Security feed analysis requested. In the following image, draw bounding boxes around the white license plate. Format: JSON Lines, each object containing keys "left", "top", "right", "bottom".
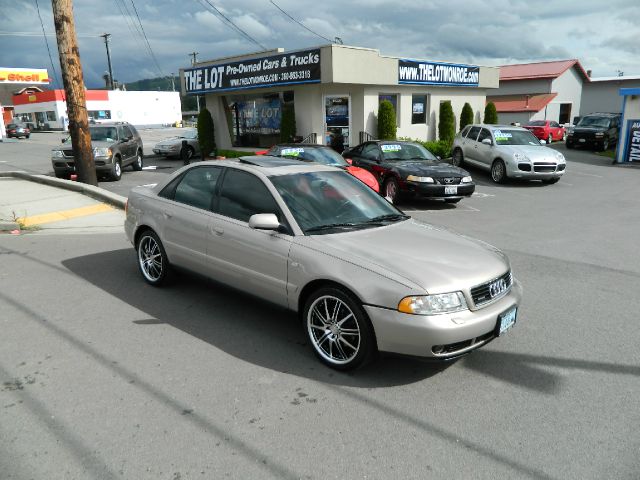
{"left": 497, "top": 307, "right": 517, "bottom": 335}
{"left": 578, "top": 138, "right": 586, "bottom": 143}
{"left": 444, "top": 186, "right": 457, "bottom": 195}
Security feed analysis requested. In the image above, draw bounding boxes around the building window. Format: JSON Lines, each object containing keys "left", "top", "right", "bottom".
{"left": 46, "top": 111, "right": 56, "bottom": 121}
{"left": 88, "top": 110, "right": 112, "bottom": 120}
{"left": 379, "top": 94, "right": 399, "bottom": 123}
{"left": 411, "top": 95, "right": 427, "bottom": 124}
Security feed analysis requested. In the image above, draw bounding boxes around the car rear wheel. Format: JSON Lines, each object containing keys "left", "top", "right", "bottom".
{"left": 491, "top": 159, "right": 507, "bottom": 184}
{"left": 562, "top": 132, "right": 567, "bottom": 141}
{"left": 109, "top": 157, "right": 122, "bottom": 181}
{"left": 566, "top": 141, "right": 574, "bottom": 149}
{"left": 452, "top": 148, "right": 464, "bottom": 167}
{"left": 132, "top": 150, "right": 143, "bottom": 171}
{"left": 304, "top": 287, "right": 376, "bottom": 370}
{"left": 383, "top": 177, "right": 399, "bottom": 204}
{"left": 136, "top": 230, "right": 171, "bottom": 286}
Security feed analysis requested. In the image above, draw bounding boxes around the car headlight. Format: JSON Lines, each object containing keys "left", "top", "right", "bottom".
{"left": 555, "top": 151, "right": 565, "bottom": 161}
{"left": 406, "top": 175, "right": 434, "bottom": 183}
{"left": 93, "top": 147, "right": 112, "bottom": 157}
{"left": 52, "top": 150, "right": 64, "bottom": 158}
{"left": 514, "top": 152, "right": 530, "bottom": 162}
{"left": 595, "top": 132, "right": 604, "bottom": 138}
{"left": 461, "top": 176, "right": 473, "bottom": 183}
{"left": 398, "top": 292, "right": 468, "bottom": 315}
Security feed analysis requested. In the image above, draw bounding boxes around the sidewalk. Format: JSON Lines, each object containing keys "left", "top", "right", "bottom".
{"left": 0, "top": 173, "right": 126, "bottom": 235}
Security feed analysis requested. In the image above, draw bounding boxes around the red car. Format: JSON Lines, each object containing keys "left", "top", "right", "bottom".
{"left": 523, "top": 120, "right": 566, "bottom": 144}
{"left": 265, "top": 144, "right": 379, "bottom": 192}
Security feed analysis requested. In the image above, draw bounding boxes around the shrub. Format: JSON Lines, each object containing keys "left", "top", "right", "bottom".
{"left": 484, "top": 101, "right": 498, "bottom": 124}
{"left": 197, "top": 107, "right": 216, "bottom": 157}
{"left": 377, "top": 100, "right": 397, "bottom": 140}
{"left": 215, "top": 149, "right": 257, "bottom": 158}
{"left": 438, "top": 100, "right": 455, "bottom": 144}
{"left": 422, "top": 140, "right": 452, "bottom": 159}
{"left": 460, "top": 102, "right": 474, "bottom": 130}
{"left": 280, "top": 103, "right": 296, "bottom": 142}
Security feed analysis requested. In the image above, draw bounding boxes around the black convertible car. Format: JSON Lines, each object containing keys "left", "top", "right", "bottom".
{"left": 342, "top": 140, "right": 475, "bottom": 204}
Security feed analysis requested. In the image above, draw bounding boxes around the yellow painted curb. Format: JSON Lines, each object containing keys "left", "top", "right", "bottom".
{"left": 17, "top": 203, "right": 114, "bottom": 227}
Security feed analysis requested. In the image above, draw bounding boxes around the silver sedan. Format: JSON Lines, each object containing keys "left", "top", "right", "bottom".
{"left": 452, "top": 124, "right": 566, "bottom": 184}
{"left": 125, "top": 157, "right": 522, "bottom": 370}
{"left": 152, "top": 129, "right": 200, "bottom": 160}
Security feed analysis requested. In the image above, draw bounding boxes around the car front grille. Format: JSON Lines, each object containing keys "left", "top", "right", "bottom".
{"left": 533, "top": 163, "right": 557, "bottom": 173}
{"left": 518, "top": 163, "right": 532, "bottom": 171}
{"left": 470, "top": 271, "right": 512, "bottom": 307}
{"left": 63, "top": 149, "right": 74, "bottom": 157}
{"left": 435, "top": 177, "right": 461, "bottom": 185}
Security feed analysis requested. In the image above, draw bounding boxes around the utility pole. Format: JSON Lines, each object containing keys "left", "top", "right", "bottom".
{"left": 189, "top": 52, "right": 200, "bottom": 113}
{"left": 100, "top": 33, "right": 114, "bottom": 90}
{"left": 52, "top": 0, "right": 97, "bottom": 186}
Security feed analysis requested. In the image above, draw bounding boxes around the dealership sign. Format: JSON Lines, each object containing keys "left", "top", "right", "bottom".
{"left": 183, "top": 49, "right": 321, "bottom": 94}
{"left": 623, "top": 119, "right": 640, "bottom": 162}
{"left": 398, "top": 60, "right": 479, "bottom": 87}
{"left": 0, "top": 68, "right": 50, "bottom": 84}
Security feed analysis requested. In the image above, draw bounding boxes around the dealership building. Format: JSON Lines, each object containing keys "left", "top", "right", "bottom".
{"left": 180, "top": 44, "right": 500, "bottom": 149}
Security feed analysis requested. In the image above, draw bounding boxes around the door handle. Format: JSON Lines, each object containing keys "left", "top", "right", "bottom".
{"left": 212, "top": 226, "right": 224, "bottom": 236}
{"left": 162, "top": 211, "right": 172, "bottom": 219}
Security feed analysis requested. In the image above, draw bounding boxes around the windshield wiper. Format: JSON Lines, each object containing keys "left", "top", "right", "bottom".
{"left": 305, "top": 222, "right": 367, "bottom": 233}
{"left": 366, "top": 213, "right": 410, "bottom": 223}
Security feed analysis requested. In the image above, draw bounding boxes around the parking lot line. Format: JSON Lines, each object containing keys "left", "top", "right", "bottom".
{"left": 17, "top": 203, "right": 114, "bottom": 227}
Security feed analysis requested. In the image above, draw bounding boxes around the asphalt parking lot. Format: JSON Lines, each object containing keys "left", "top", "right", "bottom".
{"left": 1, "top": 134, "right": 639, "bottom": 479}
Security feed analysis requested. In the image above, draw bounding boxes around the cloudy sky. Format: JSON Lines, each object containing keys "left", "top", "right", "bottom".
{"left": 1, "top": 0, "right": 638, "bottom": 88}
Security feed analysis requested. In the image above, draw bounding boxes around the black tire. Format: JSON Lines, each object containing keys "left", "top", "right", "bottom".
{"left": 601, "top": 138, "right": 610, "bottom": 151}
{"left": 181, "top": 146, "right": 195, "bottom": 165}
{"left": 566, "top": 141, "right": 574, "bottom": 149}
{"left": 383, "top": 177, "right": 400, "bottom": 204}
{"left": 542, "top": 178, "right": 560, "bottom": 185}
{"left": 562, "top": 131, "right": 567, "bottom": 141}
{"left": 444, "top": 198, "right": 462, "bottom": 203}
{"left": 491, "top": 159, "right": 507, "bottom": 184}
{"left": 136, "top": 230, "right": 172, "bottom": 286}
{"left": 303, "top": 286, "right": 376, "bottom": 371}
{"left": 132, "top": 150, "right": 143, "bottom": 171}
{"left": 26, "top": 134, "right": 30, "bottom": 139}
{"left": 109, "top": 157, "right": 122, "bottom": 181}
{"left": 451, "top": 148, "right": 464, "bottom": 167}
{"left": 547, "top": 134, "right": 553, "bottom": 145}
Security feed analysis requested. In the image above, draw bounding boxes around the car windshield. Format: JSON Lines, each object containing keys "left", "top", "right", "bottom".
{"left": 270, "top": 171, "right": 407, "bottom": 234}
{"left": 179, "top": 129, "right": 197, "bottom": 139}
{"left": 380, "top": 143, "right": 438, "bottom": 161}
{"left": 279, "top": 147, "right": 348, "bottom": 167}
{"left": 526, "top": 121, "right": 546, "bottom": 127}
{"left": 90, "top": 127, "right": 117, "bottom": 142}
{"left": 493, "top": 129, "right": 542, "bottom": 146}
{"left": 577, "top": 117, "right": 611, "bottom": 128}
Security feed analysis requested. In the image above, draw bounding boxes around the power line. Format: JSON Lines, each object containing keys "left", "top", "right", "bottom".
{"left": 196, "top": 0, "right": 267, "bottom": 50}
{"left": 269, "top": 0, "right": 333, "bottom": 44}
{"left": 128, "top": 0, "right": 163, "bottom": 77}
{"left": 34, "top": 0, "right": 61, "bottom": 88}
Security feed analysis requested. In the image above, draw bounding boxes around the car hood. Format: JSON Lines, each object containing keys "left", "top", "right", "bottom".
{"left": 52, "top": 140, "right": 113, "bottom": 151}
{"left": 497, "top": 144, "right": 562, "bottom": 161}
{"left": 572, "top": 126, "right": 607, "bottom": 133}
{"left": 300, "top": 219, "right": 509, "bottom": 293}
{"left": 155, "top": 136, "right": 193, "bottom": 146}
{"left": 382, "top": 160, "right": 469, "bottom": 177}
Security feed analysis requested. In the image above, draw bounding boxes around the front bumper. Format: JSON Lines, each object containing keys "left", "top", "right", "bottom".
{"left": 566, "top": 136, "right": 606, "bottom": 149}
{"left": 52, "top": 156, "right": 114, "bottom": 174}
{"left": 507, "top": 161, "right": 565, "bottom": 179}
{"left": 364, "top": 280, "right": 523, "bottom": 358}
{"left": 153, "top": 147, "right": 180, "bottom": 156}
{"left": 403, "top": 181, "right": 475, "bottom": 199}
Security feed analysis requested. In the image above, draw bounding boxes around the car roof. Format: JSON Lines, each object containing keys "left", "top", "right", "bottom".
{"left": 202, "top": 156, "right": 341, "bottom": 176}
{"left": 582, "top": 112, "right": 620, "bottom": 117}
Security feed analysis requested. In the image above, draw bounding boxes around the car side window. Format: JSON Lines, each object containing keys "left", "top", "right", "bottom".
{"left": 361, "top": 143, "right": 380, "bottom": 160}
{"left": 467, "top": 126, "right": 481, "bottom": 141}
{"left": 170, "top": 167, "right": 222, "bottom": 210}
{"left": 217, "top": 169, "right": 281, "bottom": 223}
{"left": 122, "top": 125, "right": 134, "bottom": 139}
{"left": 460, "top": 125, "right": 471, "bottom": 137}
{"left": 478, "top": 128, "right": 492, "bottom": 143}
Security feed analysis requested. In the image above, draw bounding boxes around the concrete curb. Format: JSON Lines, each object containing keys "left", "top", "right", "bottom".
{"left": 0, "top": 171, "right": 127, "bottom": 209}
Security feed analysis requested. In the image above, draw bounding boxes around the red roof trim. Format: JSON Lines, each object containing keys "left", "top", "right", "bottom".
{"left": 487, "top": 93, "right": 558, "bottom": 113}
{"left": 500, "top": 59, "right": 591, "bottom": 82}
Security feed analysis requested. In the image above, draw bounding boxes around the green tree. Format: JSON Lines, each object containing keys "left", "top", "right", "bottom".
{"left": 438, "top": 100, "right": 455, "bottom": 144}
{"left": 484, "top": 101, "right": 498, "bottom": 124}
{"left": 377, "top": 100, "right": 397, "bottom": 140}
{"left": 460, "top": 102, "right": 474, "bottom": 130}
{"left": 197, "top": 107, "right": 216, "bottom": 158}
{"left": 280, "top": 103, "right": 296, "bottom": 142}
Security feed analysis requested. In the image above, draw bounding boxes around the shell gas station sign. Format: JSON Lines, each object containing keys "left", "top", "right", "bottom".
{"left": 0, "top": 68, "right": 50, "bottom": 84}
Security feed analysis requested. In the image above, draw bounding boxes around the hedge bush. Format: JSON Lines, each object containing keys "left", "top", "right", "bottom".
{"left": 460, "top": 102, "right": 474, "bottom": 130}
{"left": 484, "top": 101, "right": 498, "bottom": 124}
{"left": 438, "top": 101, "right": 455, "bottom": 144}
{"left": 280, "top": 103, "right": 296, "bottom": 142}
{"left": 215, "top": 149, "right": 257, "bottom": 158}
{"left": 197, "top": 107, "right": 216, "bottom": 157}
{"left": 377, "top": 100, "right": 397, "bottom": 140}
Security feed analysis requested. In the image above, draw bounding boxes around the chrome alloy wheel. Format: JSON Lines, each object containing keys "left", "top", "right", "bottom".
{"left": 138, "top": 234, "right": 163, "bottom": 282}
{"left": 307, "top": 295, "right": 361, "bottom": 365}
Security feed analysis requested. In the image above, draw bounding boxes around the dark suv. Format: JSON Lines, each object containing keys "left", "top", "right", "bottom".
{"left": 51, "top": 122, "right": 144, "bottom": 181}
{"left": 566, "top": 113, "right": 620, "bottom": 151}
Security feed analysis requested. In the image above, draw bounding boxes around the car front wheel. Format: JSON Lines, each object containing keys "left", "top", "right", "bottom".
{"left": 304, "top": 287, "right": 376, "bottom": 370}
{"left": 136, "top": 230, "right": 171, "bottom": 286}
{"left": 109, "top": 157, "right": 122, "bottom": 181}
{"left": 547, "top": 134, "right": 553, "bottom": 144}
{"left": 491, "top": 159, "right": 507, "bottom": 183}
{"left": 383, "top": 177, "right": 399, "bottom": 203}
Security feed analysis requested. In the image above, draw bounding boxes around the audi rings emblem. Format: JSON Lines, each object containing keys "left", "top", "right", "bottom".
{"left": 489, "top": 278, "right": 507, "bottom": 298}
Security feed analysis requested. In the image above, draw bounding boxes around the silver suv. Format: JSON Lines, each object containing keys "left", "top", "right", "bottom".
{"left": 51, "top": 122, "right": 144, "bottom": 181}
{"left": 452, "top": 124, "right": 566, "bottom": 184}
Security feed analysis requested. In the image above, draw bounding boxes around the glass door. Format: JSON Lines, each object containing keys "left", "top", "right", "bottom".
{"left": 324, "top": 95, "right": 350, "bottom": 152}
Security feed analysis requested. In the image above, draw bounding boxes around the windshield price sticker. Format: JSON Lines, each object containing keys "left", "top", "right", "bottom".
{"left": 494, "top": 130, "right": 513, "bottom": 139}
{"left": 381, "top": 144, "right": 402, "bottom": 152}
{"left": 282, "top": 147, "right": 304, "bottom": 156}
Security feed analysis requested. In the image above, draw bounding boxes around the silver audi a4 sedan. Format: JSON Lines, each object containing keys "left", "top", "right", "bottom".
{"left": 125, "top": 157, "right": 522, "bottom": 370}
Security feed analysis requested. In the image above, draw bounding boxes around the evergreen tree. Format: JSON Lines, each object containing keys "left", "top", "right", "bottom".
{"left": 438, "top": 100, "right": 455, "bottom": 144}
{"left": 280, "top": 103, "right": 296, "bottom": 142}
{"left": 460, "top": 102, "right": 474, "bottom": 130}
{"left": 484, "top": 101, "right": 498, "bottom": 124}
{"left": 197, "top": 108, "right": 216, "bottom": 158}
{"left": 377, "top": 100, "right": 397, "bottom": 140}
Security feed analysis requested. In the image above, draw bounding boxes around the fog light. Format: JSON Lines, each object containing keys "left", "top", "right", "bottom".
{"left": 432, "top": 345, "right": 445, "bottom": 354}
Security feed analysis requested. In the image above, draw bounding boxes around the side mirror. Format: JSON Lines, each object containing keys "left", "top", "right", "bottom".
{"left": 345, "top": 158, "right": 353, "bottom": 165}
{"left": 436, "top": 155, "right": 442, "bottom": 161}
{"left": 249, "top": 213, "right": 281, "bottom": 231}
{"left": 482, "top": 138, "right": 493, "bottom": 146}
